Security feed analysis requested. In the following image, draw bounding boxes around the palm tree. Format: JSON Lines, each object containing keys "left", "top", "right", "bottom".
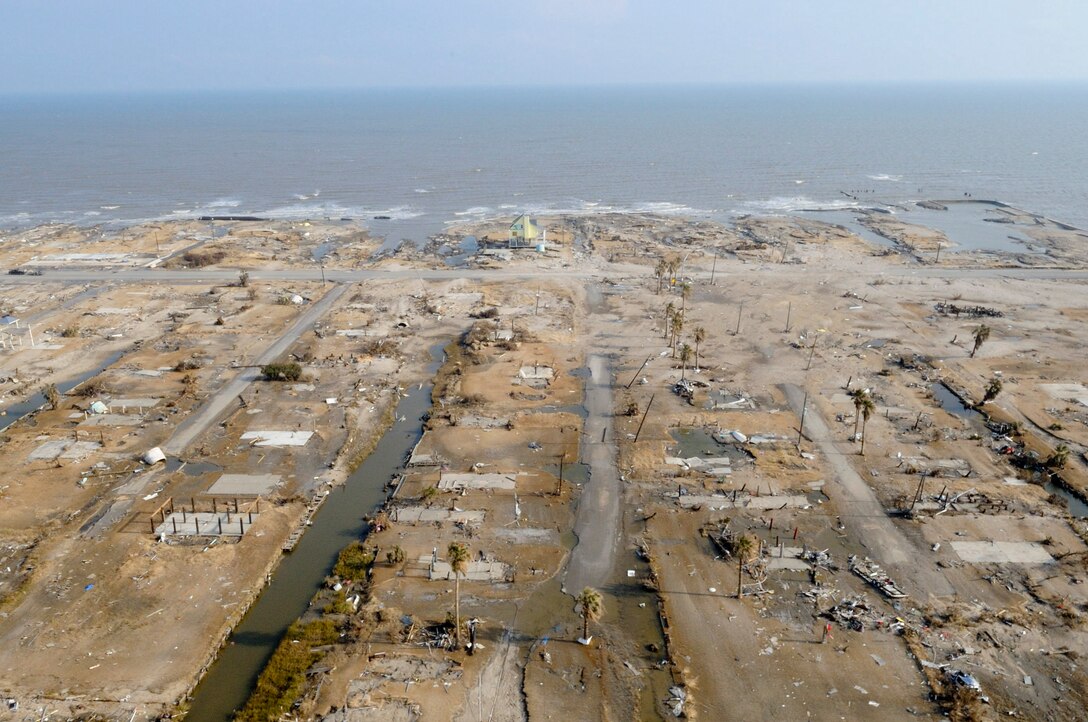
{"left": 970, "top": 325, "right": 991, "bottom": 358}
{"left": 576, "top": 587, "right": 603, "bottom": 643}
{"left": 693, "top": 326, "right": 706, "bottom": 371}
{"left": 447, "top": 541, "right": 470, "bottom": 648}
{"left": 679, "top": 343, "right": 693, "bottom": 380}
{"left": 663, "top": 302, "right": 675, "bottom": 340}
{"left": 654, "top": 259, "right": 668, "bottom": 294}
{"left": 680, "top": 282, "right": 692, "bottom": 314}
{"left": 1046, "top": 444, "right": 1071, "bottom": 470}
{"left": 850, "top": 388, "right": 870, "bottom": 439}
{"left": 733, "top": 534, "right": 756, "bottom": 598}
{"left": 859, "top": 394, "right": 876, "bottom": 455}
{"left": 670, "top": 311, "right": 684, "bottom": 356}
{"left": 980, "top": 377, "right": 1002, "bottom": 406}
{"left": 666, "top": 258, "right": 679, "bottom": 287}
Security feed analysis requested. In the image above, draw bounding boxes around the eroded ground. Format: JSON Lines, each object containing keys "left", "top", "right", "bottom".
{"left": 0, "top": 203, "right": 1087, "bottom": 721}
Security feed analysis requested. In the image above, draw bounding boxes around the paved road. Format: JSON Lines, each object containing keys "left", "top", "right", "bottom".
{"left": 563, "top": 353, "right": 623, "bottom": 595}
{"left": 5, "top": 264, "right": 1088, "bottom": 287}
{"left": 162, "top": 284, "right": 348, "bottom": 455}
{"left": 782, "top": 383, "right": 955, "bottom": 599}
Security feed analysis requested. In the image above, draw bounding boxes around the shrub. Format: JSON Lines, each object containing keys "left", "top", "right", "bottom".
{"left": 181, "top": 250, "right": 226, "bottom": 267}
{"left": 60, "top": 327, "right": 79, "bottom": 338}
{"left": 261, "top": 362, "right": 302, "bottom": 381}
{"left": 332, "top": 541, "right": 374, "bottom": 581}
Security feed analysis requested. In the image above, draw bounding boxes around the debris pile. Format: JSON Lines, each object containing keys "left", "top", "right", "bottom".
{"left": 822, "top": 595, "right": 906, "bottom": 633}
{"left": 849, "top": 555, "right": 908, "bottom": 599}
{"left": 933, "top": 302, "right": 1004, "bottom": 318}
{"left": 665, "top": 685, "right": 687, "bottom": 717}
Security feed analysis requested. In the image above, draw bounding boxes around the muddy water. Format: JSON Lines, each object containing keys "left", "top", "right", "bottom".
{"left": 0, "top": 349, "right": 125, "bottom": 432}
{"left": 184, "top": 347, "right": 444, "bottom": 722}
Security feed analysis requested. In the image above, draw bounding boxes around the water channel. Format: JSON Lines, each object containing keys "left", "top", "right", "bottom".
{"left": 0, "top": 349, "right": 125, "bottom": 432}
{"left": 184, "top": 347, "right": 444, "bottom": 721}
{"left": 931, "top": 382, "right": 1088, "bottom": 518}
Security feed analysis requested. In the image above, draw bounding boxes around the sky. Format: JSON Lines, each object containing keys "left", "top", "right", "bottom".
{"left": 2, "top": 0, "right": 1087, "bottom": 93}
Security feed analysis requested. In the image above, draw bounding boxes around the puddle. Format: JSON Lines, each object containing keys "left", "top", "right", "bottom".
{"left": 669, "top": 427, "right": 750, "bottom": 463}
{"left": 310, "top": 238, "right": 338, "bottom": 261}
{"left": 442, "top": 235, "right": 478, "bottom": 267}
{"left": 0, "top": 349, "right": 126, "bottom": 432}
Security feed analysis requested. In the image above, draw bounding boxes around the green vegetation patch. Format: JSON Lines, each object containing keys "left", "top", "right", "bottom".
{"left": 234, "top": 619, "right": 340, "bottom": 722}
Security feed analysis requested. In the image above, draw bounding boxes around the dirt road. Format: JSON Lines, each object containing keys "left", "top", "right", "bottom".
{"left": 783, "top": 383, "right": 955, "bottom": 599}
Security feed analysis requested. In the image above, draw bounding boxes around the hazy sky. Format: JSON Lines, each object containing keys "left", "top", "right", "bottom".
{"left": 3, "top": 0, "right": 1087, "bottom": 93}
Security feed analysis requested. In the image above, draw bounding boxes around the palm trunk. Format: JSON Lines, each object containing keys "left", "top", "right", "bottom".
{"left": 583, "top": 612, "right": 589, "bottom": 641}
{"left": 454, "top": 574, "right": 461, "bottom": 646}
{"left": 695, "top": 343, "right": 700, "bottom": 371}
{"left": 853, "top": 406, "right": 861, "bottom": 438}
{"left": 860, "top": 417, "right": 867, "bottom": 456}
{"left": 737, "top": 558, "right": 744, "bottom": 598}
{"left": 681, "top": 360, "right": 687, "bottom": 380}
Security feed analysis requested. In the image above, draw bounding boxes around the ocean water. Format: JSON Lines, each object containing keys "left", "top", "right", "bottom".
{"left": 1, "top": 83, "right": 1087, "bottom": 244}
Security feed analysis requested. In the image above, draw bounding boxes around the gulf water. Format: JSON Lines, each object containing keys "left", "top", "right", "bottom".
{"left": 2, "top": 83, "right": 1087, "bottom": 242}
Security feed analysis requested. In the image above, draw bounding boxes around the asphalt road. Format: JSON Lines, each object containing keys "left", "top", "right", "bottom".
{"left": 563, "top": 353, "right": 623, "bottom": 595}
{"left": 5, "top": 263, "right": 1088, "bottom": 287}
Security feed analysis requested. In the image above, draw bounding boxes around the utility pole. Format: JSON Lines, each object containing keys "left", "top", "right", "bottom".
{"left": 784, "top": 302, "right": 792, "bottom": 333}
{"left": 626, "top": 355, "right": 653, "bottom": 389}
{"left": 806, "top": 337, "right": 818, "bottom": 370}
{"left": 633, "top": 393, "right": 655, "bottom": 443}
{"left": 734, "top": 301, "right": 743, "bottom": 336}
{"left": 796, "top": 390, "right": 808, "bottom": 449}
{"left": 710, "top": 252, "right": 718, "bottom": 285}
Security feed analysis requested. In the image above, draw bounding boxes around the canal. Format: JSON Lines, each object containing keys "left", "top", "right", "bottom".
{"left": 184, "top": 348, "right": 443, "bottom": 721}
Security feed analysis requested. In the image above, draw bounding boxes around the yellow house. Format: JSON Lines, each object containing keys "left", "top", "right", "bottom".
{"left": 509, "top": 214, "right": 540, "bottom": 247}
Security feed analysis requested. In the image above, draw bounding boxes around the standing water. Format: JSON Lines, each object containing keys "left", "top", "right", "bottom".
{"left": 184, "top": 346, "right": 445, "bottom": 721}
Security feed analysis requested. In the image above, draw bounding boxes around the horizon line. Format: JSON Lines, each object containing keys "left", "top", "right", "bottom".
{"left": 4, "top": 78, "right": 1088, "bottom": 98}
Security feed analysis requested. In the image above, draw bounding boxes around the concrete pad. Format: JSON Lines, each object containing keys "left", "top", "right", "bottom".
{"left": 107, "top": 398, "right": 160, "bottom": 410}
{"left": 674, "top": 493, "right": 808, "bottom": 510}
{"left": 763, "top": 546, "right": 811, "bottom": 572}
{"left": 1040, "top": 383, "right": 1088, "bottom": 402}
{"left": 437, "top": 472, "right": 518, "bottom": 491}
{"left": 241, "top": 430, "right": 314, "bottom": 447}
{"left": 391, "top": 506, "right": 486, "bottom": 524}
{"left": 950, "top": 541, "right": 1054, "bottom": 564}
{"left": 28, "top": 439, "right": 101, "bottom": 461}
{"left": 425, "top": 558, "right": 508, "bottom": 582}
{"left": 155, "top": 511, "right": 258, "bottom": 537}
{"left": 79, "top": 414, "right": 142, "bottom": 427}
{"left": 206, "top": 473, "right": 282, "bottom": 496}
{"left": 518, "top": 366, "right": 554, "bottom": 380}
{"left": 492, "top": 527, "right": 560, "bottom": 544}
